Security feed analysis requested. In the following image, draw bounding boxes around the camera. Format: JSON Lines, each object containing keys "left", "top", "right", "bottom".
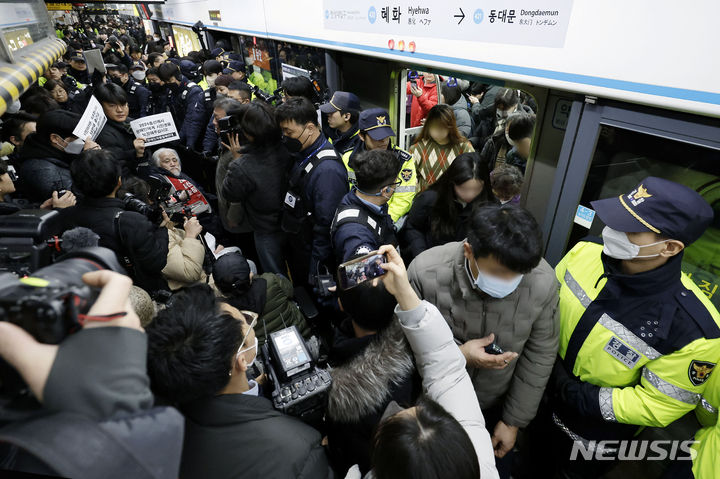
{"left": 0, "top": 210, "right": 64, "bottom": 277}
{"left": 0, "top": 247, "right": 124, "bottom": 399}
{"left": 261, "top": 326, "right": 331, "bottom": 424}
{"left": 251, "top": 85, "right": 281, "bottom": 105}
{"left": 121, "top": 193, "right": 162, "bottom": 224}
{"left": 146, "top": 174, "right": 211, "bottom": 221}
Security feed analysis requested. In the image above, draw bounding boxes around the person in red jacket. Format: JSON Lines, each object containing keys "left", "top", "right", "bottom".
{"left": 407, "top": 72, "right": 439, "bottom": 127}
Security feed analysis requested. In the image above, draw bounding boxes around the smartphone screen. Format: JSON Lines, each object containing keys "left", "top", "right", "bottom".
{"left": 338, "top": 252, "right": 388, "bottom": 290}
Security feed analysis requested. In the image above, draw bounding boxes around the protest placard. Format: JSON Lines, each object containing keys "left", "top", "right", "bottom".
{"left": 83, "top": 49, "right": 106, "bottom": 75}
{"left": 72, "top": 95, "right": 107, "bottom": 141}
{"left": 130, "top": 112, "right": 180, "bottom": 146}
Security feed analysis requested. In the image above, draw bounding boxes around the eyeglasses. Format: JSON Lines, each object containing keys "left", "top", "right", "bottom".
{"left": 388, "top": 180, "right": 402, "bottom": 189}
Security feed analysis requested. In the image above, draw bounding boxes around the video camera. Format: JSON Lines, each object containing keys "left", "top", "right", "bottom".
{"left": 251, "top": 85, "right": 283, "bottom": 105}
{"left": 122, "top": 174, "right": 211, "bottom": 223}
{"left": 0, "top": 210, "right": 64, "bottom": 277}
{"left": 260, "top": 325, "right": 331, "bottom": 424}
{"left": 0, "top": 246, "right": 124, "bottom": 398}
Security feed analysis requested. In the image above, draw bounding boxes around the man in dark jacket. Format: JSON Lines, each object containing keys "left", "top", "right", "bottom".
{"left": 320, "top": 91, "right": 361, "bottom": 154}
{"left": 276, "top": 97, "right": 348, "bottom": 285}
{"left": 57, "top": 149, "right": 169, "bottom": 294}
{"left": 331, "top": 149, "right": 401, "bottom": 263}
{"left": 221, "top": 101, "right": 292, "bottom": 275}
{"left": 158, "top": 62, "right": 205, "bottom": 149}
{"left": 107, "top": 64, "right": 151, "bottom": 118}
{"left": 94, "top": 83, "right": 148, "bottom": 175}
{"left": 327, "top": 279, "right": 419, "bottom": 475}
{"left": 146, "top": 285, "right": 332, "bottom": 479}
{"left": 14, "top": 109, "right": 98, "bottom": 202}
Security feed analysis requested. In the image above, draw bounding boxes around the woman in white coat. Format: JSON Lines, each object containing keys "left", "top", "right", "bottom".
{"left": 345, "top": 244, "right": 499, "bottom": 479}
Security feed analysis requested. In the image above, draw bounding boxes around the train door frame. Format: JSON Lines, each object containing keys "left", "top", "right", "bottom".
{"left": 543, "top": 101, "right": 720, "bottom": 266}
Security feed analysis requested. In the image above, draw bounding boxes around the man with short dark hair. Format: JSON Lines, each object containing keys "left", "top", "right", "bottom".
{"left": 57, "top": 149, "right": 169, "bottom": 294}
{"left": 145, "top": 285, "right": 332, "bottom": 478}
{"left": 226, "top": 81, "right": 252, "bottom": 104}
{"left": 331, "top": 149, "right": 401, "bottom": 263}
{"left": 94, "top": 83, "right": 147, "bottom": 174}
{"left": 408, "top": 204, "right": 559, "bottom": 477}
{"left": 320, "top": 91, "right": 361, "bottom": 154}
{"left": 158, "top": 62, "right": 205, "bottom": 149}
{"left": 276, "top": 97, "right": 348, "bottom": 285}
{"left": 107, "top": 63, "right": 150, "bottom": 118}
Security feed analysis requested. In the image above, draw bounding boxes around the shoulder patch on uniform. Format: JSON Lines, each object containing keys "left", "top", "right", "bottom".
{"left": 397, "top": 149, "right": 412, "bottom": 162}
{"left": 688, "top": 360, "right": 715, "bottom": 386}
{"left": 401, "top": 168, "right": 413, "bottom": 182}
{"left": 354, "top": 245, "right": 373, "bottom": 256}
{"left": 317, "top": 149, "right": 338, "bottom": 159}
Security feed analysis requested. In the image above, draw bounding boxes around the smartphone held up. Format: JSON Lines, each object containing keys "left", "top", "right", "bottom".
{"left": 337, "top": 252, "right": 388, "bottom": 290}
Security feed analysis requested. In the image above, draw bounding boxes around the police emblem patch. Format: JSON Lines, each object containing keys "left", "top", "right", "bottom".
{"left": 688, "top": 360, "right": 715, "bottom": 386}
{"left": 401, "top": 168, "right": 412, "bottom": 182}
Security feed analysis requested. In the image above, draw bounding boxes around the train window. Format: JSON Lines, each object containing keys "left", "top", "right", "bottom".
{"left": 273, "top": 41, "right": 326, "bottom": 91}
{"left": 240, "top": 37, "right": 278, "bottom": 94}
{"left": 566, "top": 125, "right": 720, "bottom": 309}
{"left": 399, "top": 68, "right": 538, "bottom": 198}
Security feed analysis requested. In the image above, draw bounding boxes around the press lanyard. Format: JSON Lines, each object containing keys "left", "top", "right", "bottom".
{"left": 300, "top": 139, "right": 329, "bottom": 168}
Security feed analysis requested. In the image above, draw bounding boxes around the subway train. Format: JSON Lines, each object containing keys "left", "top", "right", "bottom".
{"left": 0, "top": 1, "right": 718, "bottom": 478}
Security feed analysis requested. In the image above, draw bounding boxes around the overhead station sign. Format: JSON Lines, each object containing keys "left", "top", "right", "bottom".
{"left": 322, "top": 1, "right": 573, "bottom": 47}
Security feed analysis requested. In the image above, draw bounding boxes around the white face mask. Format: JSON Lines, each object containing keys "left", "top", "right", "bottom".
{"left": 602, "top": 226, "right": 669, "bottom": 260}
{"left": 472, "top": 258, "right": 523, "bottom": 298}
{"left": 236, "top": 336, "right": 258, "bottom": 367}
{"left": 63, "top": 137, "right": 85, "bottom": 154}
{"left": 206, "top": 74, "right": 217, "bottom": 87}
{"left": 131, "top": 70, "right": 146, "bottom": 81}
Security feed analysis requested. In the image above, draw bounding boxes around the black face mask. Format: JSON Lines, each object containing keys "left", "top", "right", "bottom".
{"left": 167, "top": 83, "right": 180, "bottom": 93}
{"left": 111, "top": 76, "right": 124, "bottom": 87}
{"left": 148, "top": 83, "right": 165, "bottom": 93}
{"left": 281, "top": 125, "right": 308, "bottom": 153}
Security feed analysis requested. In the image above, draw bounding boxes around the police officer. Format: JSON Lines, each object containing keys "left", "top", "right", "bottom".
{"left": 145, "top": 67, "right": 168, "bottom": 115}
{"left": 157, "top": 62, "right": 205, "bottom": 149}
{"left": 331, "top": 149, "right": 401, "bottom": 263}
{"left": 319, "top": 91, "right": 361, "bottom": 154}
{"left": 520, "top": 177, "right": 719, "bottom": 478}
{"left": 342, "top": 108, "right": 417, "bottom": 226}
{"left": 223, "top": 59, "right": 255, "bottom": 88}
{"left": 276, "top": 97, "right": 348, "bottom": 287}
{"left": 107, "top": 63, "right": 150, "bottom": 118}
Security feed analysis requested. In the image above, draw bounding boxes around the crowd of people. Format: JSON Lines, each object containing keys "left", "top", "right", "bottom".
{"left": 0, "top": 15, "right": 717, "bottom": 479}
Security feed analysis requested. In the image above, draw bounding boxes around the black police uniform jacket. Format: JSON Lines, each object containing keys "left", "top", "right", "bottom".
{"left": 331, "top": 191, "right": 396, "bottom": 263}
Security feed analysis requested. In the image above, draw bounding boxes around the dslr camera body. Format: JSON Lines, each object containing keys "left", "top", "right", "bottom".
{"left": 260, "top": 326, "right": 331, "bottom": 423}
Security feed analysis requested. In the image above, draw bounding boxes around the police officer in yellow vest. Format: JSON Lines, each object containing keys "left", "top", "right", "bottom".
{"left": 342, "top": 108, "right": 416, "bottom": 226}
{"left": 519, "top": 177, "right": 718, "bottom": 478}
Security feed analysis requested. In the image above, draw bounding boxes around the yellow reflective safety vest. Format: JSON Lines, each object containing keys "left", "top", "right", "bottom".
{"left": 555, "top": 241, "right": 720, "bottom": 429}
{"left": 692, "top": 366, "right": 718, "bottom": 479}
{"left": 341, "top": 145, "right": 417, "bottom": 222}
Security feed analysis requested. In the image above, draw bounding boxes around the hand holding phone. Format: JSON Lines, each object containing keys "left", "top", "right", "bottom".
{"left": 337, "top": 251, "right": 388, "bottom": 290}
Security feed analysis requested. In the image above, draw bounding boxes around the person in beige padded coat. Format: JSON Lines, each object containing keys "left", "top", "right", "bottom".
{"left": 407, "top": 205, "right": 559, "bottom": 478}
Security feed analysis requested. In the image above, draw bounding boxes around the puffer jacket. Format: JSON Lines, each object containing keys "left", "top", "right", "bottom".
{"left": 215, "top": 148, "right": 251, "bottom": 234}
{"left": 256, "top": 273, "right": 310, "bottom": 345}
{"left": 450, "top": 94, "right": 472, "bottom": 138}
{"left": 407, "top": 241, "right": 560, "bottom": 428}
{"left": 15, "top": 134, "right": 74, "bottom": 203}
{"left": 162, "top": 227, "right": 206, "bottom": 290}
{"left": 327, "top": 319, "right": 418, "bottom": 475}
